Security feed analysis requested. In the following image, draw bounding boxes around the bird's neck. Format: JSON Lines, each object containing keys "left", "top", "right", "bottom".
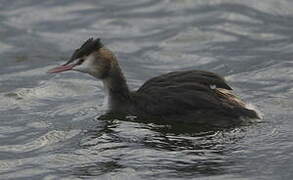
{"left": 102, "top": 64, "right": 131, "bottom": 113}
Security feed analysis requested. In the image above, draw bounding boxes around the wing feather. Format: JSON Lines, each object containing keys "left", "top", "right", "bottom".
{"left": 137, "top": 70, "right": 232, "bottom": 94}
{"left": 133, "top": 82, "right": 234, "bottom": 116}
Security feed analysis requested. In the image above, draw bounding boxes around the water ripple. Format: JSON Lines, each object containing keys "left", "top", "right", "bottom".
{"left": 1, "top": 0, "right": 293, "bottom": 179}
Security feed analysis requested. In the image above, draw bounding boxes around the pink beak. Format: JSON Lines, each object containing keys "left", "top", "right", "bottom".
{"left": 47, "top": 64, "right": 76, "bottom": 73}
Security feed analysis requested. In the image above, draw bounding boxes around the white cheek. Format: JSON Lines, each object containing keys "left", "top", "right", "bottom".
{"left": 72, "top": 55, "right": 95, "bottom": 73}
{"left": 73, "top": 61, "right": 91, "bottom": 73}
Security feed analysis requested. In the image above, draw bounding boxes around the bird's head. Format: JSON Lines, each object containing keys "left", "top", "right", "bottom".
{"left": 48, "top": 38, "right": 115, "bottom": 79}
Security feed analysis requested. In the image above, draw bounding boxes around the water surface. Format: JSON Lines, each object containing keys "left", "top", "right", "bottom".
{"left": 0, "top": 0, "right": 293, "bottom": 179}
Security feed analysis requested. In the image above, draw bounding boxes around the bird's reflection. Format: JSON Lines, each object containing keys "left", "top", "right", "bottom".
{"left": 71, "top": 161, "right": 124, "bottom": 177}
{"left": 71, "top": 117, "right": 247, "bottom": 178}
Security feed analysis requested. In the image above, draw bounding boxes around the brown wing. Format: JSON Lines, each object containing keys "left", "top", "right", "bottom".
{"left": 134, "top": 83, "right": 233, "bottom": 116}
{"left": 137, "top": 70, "right": 232, "bottom": 94}
{"left": 134, "top": 71, "right": 258, "bottom": 119}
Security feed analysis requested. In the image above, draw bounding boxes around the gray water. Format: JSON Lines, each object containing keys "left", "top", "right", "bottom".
{"left": 0, "top": 0, "right": 293, "bottom": 179}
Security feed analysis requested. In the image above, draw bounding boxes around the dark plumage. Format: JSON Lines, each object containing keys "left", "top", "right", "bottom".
{"left": 49, "top": 38, "right": 260, "bottom": 128}
{"left": 127, "top": 70, "right": 259, "bottom": 127}
{"left": 138, "top": 70, "right": 232, "bottom": 92}
{"left": 64, "top": 38, "right": 103, "bottom": 65}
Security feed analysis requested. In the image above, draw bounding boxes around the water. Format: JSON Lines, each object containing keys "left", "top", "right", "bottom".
{"left": 0, "top": 0, "right": 293, "bottom": 179}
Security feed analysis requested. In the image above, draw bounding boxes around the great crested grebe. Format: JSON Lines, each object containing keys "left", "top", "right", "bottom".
{"left": 48, "top": 38, "right": 260, "bottom": 127}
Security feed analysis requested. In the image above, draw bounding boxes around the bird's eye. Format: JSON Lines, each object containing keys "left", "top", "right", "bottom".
{"left": 76, "top": 58, "right": 84, "bottom": 65}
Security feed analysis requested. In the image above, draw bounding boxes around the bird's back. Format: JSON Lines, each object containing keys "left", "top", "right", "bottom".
{"left": 137, "top": 70, "right": 232, "bottom": 92}
{"left": 129, "top": 70, "right": 259, "bottom": 127}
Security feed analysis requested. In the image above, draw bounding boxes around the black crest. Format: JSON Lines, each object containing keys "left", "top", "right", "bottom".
{"left": 64, "top": 38, "right": 103, "bottom": 65}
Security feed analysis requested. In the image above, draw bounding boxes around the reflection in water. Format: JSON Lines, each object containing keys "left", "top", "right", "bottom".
{"left": 1, "top": 0, "right": 293, "bottom": 179}
{"left": 72, "top": 119, "right": 245, "bottom": 178}
{"left": 72, "top": 161, "right": 124, "bottom": 178}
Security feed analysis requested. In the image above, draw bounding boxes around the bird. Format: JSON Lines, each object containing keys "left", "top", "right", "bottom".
{"left": 48, "top": 38, "right": 260, "bottom": 127}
